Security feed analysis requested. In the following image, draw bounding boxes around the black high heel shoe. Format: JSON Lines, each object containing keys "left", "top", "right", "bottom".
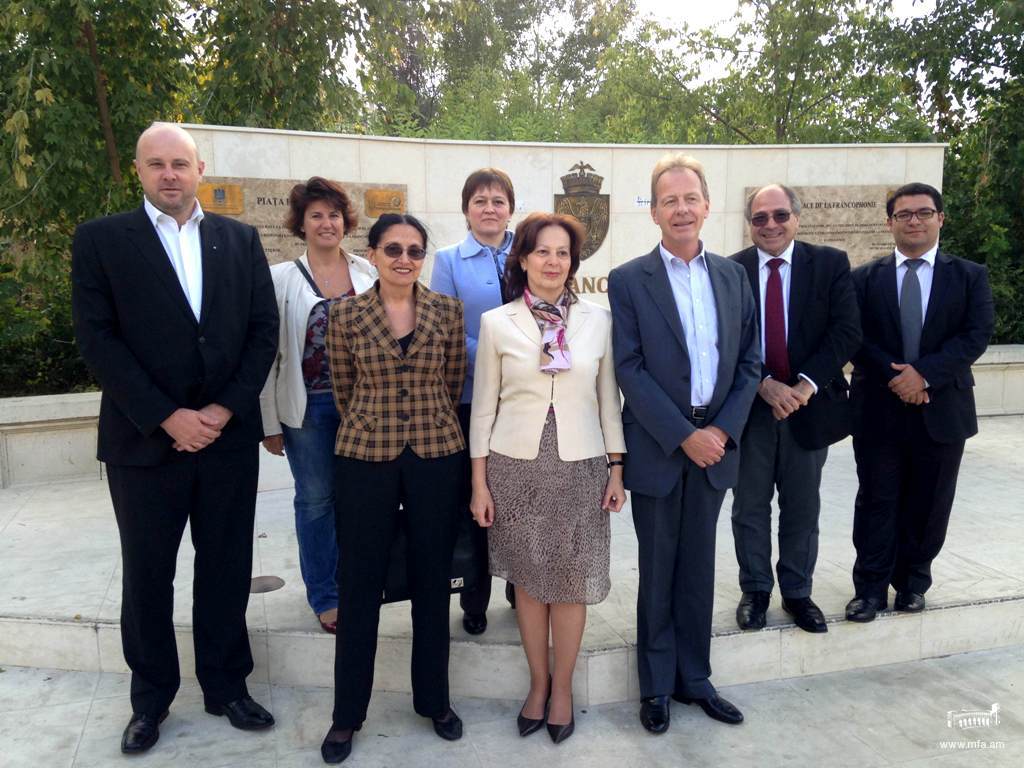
{"left": 546, "top": 695, "right": 575, "bottom": 744}
{"left": 506, "top": 581, "right": 517, "bottom": 609}
{"left": 517, "top": 676, "right": 551, "bottom": 737}
{"left": 321, "top": 725, "right": 358, "bottom": 764}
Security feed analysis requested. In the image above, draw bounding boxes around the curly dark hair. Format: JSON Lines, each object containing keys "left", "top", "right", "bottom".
{"left": 284, "top": 176, "right": 359, "bottom": 239}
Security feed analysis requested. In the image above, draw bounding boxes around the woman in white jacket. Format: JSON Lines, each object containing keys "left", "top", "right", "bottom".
{"left": 260, "top": 177, "right": 376, "bottom": 633}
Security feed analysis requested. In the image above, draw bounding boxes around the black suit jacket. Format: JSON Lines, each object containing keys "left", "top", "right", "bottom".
{"left": 732, "top": 240, "right": 861, "bottom": 450}
{"left": 72, "top": 205, "right": 279, "bottom": 466}
{"left": 850, "top": 249, "right": 993, "bottom": 444}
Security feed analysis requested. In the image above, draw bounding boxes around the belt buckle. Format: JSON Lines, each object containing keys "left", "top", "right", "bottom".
{"left": 691, "top": 406, "right": 708, "bottom": 425}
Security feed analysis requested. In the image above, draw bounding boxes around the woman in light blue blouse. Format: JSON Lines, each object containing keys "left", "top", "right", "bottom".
{"left": 430, "top": 168, "right": 516, "bottom": 636}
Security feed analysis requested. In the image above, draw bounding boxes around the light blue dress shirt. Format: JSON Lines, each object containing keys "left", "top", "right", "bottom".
{"left": 659, "top": 242, "right": 719, "bottom": 406}
{"left": 430, "top": 230, "right": 513, "bottom": 403}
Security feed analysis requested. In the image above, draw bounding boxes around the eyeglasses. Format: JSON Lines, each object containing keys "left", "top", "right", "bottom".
{"left": 750, "top": 210, "right": 792, "bottom": 227}
{"left": 891, "top": 208, "right": 938, "bottom": 222}
{"left": 381, "top": 243, "right": 427, "bottom": 260}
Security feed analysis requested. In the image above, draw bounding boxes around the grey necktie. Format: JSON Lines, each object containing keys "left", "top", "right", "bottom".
{"left": 900, "top": 259, "right": 924, "bottom": 362}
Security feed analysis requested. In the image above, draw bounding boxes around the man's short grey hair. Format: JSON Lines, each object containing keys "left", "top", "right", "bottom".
{"left": 744, "top": 184, "right": 802, "bottom": 221}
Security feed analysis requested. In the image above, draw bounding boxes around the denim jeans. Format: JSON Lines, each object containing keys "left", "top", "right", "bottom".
{"left": 282, "top": 392, "right": 340, "bottom": 615}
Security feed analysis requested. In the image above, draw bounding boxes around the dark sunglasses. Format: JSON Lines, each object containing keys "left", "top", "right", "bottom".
{"left": 750, "top": 210, "right": 792, "bottom": 227}
{"left": 381, "top": 243, "right": 427, "bottom": 260}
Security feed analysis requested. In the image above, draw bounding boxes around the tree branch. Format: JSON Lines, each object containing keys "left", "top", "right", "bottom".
{"left": 81, "top": 19, "right": 122, "bottom": 184}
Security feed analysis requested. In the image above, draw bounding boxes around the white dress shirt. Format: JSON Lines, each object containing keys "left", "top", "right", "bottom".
{"left": 895, "top": 242, "right": 938, "bottom": 322}
{"left": 757, "top": 241, "right": 817, "bottom": 392}
{"left": 659, "top": 242, "right": 719, "bottom": 406}
{"left": 144, "top": 197, "right": 204, "bottom": 320}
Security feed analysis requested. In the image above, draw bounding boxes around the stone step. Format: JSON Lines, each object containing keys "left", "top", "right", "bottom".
{"left": 3, "top": 595, "right": 1022, "bottom": 706}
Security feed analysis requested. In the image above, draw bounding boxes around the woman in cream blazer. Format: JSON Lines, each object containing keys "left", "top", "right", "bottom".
{"left": 259, "top": 178, "right": 376, "bottom": 634}
{"left": 470, "top": 212, "right": 625, "bottom": 744}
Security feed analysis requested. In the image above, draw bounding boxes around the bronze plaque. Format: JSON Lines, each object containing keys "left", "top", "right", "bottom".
{"left": 554, "top": 162, "right": 609, "bottom": 261}
{"left": 742, "top": 184, "right": 897, "bottom": 267}
{"left": 200, "top": 176, "right": 407, "bottom": 265}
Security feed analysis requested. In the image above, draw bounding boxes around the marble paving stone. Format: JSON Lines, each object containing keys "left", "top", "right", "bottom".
{"left": 780, "top": 610, "right": 922, "bottom": 678}
{"left": 0, "top": 700, "right": 90, "bottom": 768}
{"left": 266, "top": 631, "right": 335, "bottom": 690}
{"left": 0, "top": 486, "right": 33, "bottom": 532}
{"left": 920, "top": 600, "right": 1024, "bottom": 658}
{"left": 586, "top": 647, "right": 630, "bottom": 705}
{"left": 0, "top": 547, "right": 117, "bottom": 621}
{"left": 0, "top": 666, "right": 99, "bottom": 713}
{"left": 0, "top": 618, "right": 99, "bottom": 671}
{"left": 901, "top": 742, "right": 1024, "bottom": 768}
{"left": 710, "top": 627, "right": 781, "bottom": 687}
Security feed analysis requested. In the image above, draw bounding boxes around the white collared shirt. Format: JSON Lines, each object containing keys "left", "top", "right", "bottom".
{"left": 659, "top": 242, "right": 719, "bottom": 406}
{"left": 144, "top": 196, "right": 204, "bottom": 321}
{"left": 895, "top": 243, "right": 938, "bottom": 322}
{"left": 757, "top": 241, "right": 817, "bottom": 392}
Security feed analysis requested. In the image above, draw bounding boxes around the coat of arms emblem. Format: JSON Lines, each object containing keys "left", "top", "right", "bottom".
{"left": 554, "top": 162, "right": 610, "bottom": 260}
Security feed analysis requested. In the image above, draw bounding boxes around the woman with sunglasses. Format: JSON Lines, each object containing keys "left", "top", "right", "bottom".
{"left": 430, "top": 167, "right": 518, "bottom": 635}
{"left": 320, "top": 213, "right": 467, "bottom": 764}
{"left": 259, "top": 177, "right": 377, "bottom": 635}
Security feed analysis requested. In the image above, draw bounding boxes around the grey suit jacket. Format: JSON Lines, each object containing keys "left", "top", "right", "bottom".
{"left": 608, "top": 246, "right": 760, "bottom": 496}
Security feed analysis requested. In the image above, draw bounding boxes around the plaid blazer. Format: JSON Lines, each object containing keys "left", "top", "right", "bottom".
{"left": 327, "top": 283, "right": 467, "bottom": 461}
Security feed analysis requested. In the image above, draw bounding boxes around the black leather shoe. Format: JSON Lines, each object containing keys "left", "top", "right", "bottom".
{"left": 517, "top": 677, "right": 550, "bottom": 737}
{"left": 121, "top": 710, "right": 168, "bottom": 753}
{"left": 782, "top": 596, "right": 828, "bottom": 633}
{"left": 462, "top": 611, "right": 488, "bottom": 635}
{"left": 546, "top": 696, "right": 574, "bottom": 744}
{"left": 431, "top": 707, "right": 463, "bottom": 741}
{"left": 673, "top": 693, "right": 744, "bottom": 725}
{"left": 321, "top": 727, "right": 354, "bottom": 764}
{"left": 506, "top": 581, "right": 517, "bottom": 609}
{"left": 639, "top": 695, "right": 670, "bottom": 734}
{"left": 845, "top": 595, "right": 887, "bottom": 623}
{"left": 736, "top": 591, "right": 770, "bottom": 630}
{"left": 894, "top": 591, "right": 926, "bottom": 612}
{"left": 205, "top": 695, "right": 275, "bottom": 730}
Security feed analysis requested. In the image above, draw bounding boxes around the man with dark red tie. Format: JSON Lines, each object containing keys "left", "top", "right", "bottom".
{"left": 730, "top": 185, "right": 861, "bottom": 633}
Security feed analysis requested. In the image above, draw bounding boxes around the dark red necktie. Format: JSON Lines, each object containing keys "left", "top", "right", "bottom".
{"left": 765, "top": 258, "right": 790, "bottom": 382}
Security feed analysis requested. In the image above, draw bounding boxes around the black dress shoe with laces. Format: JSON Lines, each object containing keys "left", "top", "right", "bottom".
{"left": 672, "top": 692, "right": 744, "bottom": 725}
{"left": 894, "top": 591, "right": 926, "bottom": 612}
{"left": 321, "top": 727, "right": 354, "bottom": 764}
{"left": 845, "top": 595, "right": 887, "bottom": 622}
{"left": 736, "top": 591, "right": 770, "bottom": 630}
{"left": 121, "top": 710, "right": 168, "bottom": 753}
{"left": 782, "top": 596, "right": 828, "bottom": 633}
{"left": 205, "top": 695, "right": 275, "bottom": 730}
{"left": 462, "top": 611, "right": 488, "bottom": 635}
{"left": 431, "top": 707, "right": 463, "bottom": 741}
{"left": 640, "top": 695, "right": 670, "bottom": 734}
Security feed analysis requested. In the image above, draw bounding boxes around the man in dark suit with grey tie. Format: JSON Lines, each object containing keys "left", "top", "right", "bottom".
{"left": 730, "top": 185, "right": 861, "bottom": 634}
{"left": 846, "top": 183, "right": 993, "bottom": 623}
{"left": 609, "top": 153, "right": 760, "bottom": 734}
{"left": 72, "top": 123, "right": 279, "bottom": 752}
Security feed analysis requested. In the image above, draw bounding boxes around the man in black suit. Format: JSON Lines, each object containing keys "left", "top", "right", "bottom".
{"left": 846, "top": 182, "right": 993, "bottom": 622}
{"left": 72, "top": 123, "right": 279, "bottom": 752}
{"left": 730, "top": 185, "right": 861, "bottom": 633}
{"left": 609, "top": 154, "right": 760, "bottom": 734}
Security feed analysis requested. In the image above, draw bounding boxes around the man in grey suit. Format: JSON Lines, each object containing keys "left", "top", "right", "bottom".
{"left": 608, "top": 153, "right": 760, "bottom": 734}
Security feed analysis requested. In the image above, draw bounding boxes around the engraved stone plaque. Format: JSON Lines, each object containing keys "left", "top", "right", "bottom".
{"left": 199, "top": 177, "right": 407, "bottom": 265}
{"left": 742, "top": 185, "right": 898, "bottom": 266}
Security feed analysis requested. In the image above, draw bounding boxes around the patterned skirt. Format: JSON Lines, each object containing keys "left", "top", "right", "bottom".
{"left": 486, "top": 409, "right": 610, "bottom": 605}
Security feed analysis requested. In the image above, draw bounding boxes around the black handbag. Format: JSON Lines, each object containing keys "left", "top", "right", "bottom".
{"left": 382, "top": 509, "right": 481, "bottom": 604}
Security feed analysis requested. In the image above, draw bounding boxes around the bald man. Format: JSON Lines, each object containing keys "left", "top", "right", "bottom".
{"left": 72, "top": 123, "right": 279, "bottom": 753}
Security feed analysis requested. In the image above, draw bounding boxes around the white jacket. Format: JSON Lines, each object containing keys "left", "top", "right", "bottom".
{"left": 470, "top": 297, "right": 626, "bottom": 461}
{"left": 259, "top": 251, "right": 376, "bottom": 434}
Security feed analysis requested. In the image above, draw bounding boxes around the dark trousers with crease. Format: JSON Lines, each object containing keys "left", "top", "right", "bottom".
{"left": 731, "top": 399, "right": 828, "bottom": 599}
{"left": 332, "top": 446, "right": 461, "bottom": 728}
{"left": 106, "top": 446, "right": 259, "bottom": 717}
{"left": 852, "top": 406, "right": 964, "bottom": 599}
{"left": 456, "top": 403, "right": 494, "bottom": 615}
{"left": 633, "top": 458, "right": 724, "bottom": 700}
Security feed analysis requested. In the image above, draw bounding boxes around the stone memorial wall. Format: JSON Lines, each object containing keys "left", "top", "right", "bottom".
{"left": 184, "top": 125, "right": 944, "bottom": 304}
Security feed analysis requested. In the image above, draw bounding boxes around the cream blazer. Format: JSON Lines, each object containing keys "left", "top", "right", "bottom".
{"left": 260, "top": 250, "right": 376, "bottom": 434}
{"left": 470, "top": 297, "right": 626, "bottom": 461}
